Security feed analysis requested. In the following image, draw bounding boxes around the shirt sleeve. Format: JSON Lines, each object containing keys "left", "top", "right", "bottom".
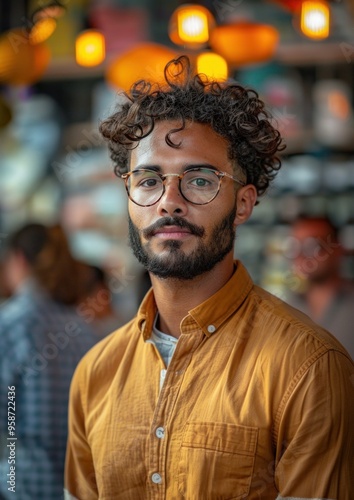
{"left": 274, "top": 349, "right": 354, "bottom": 499}
{"left": 65, "top": 360, "right": 98, "bottom": 500}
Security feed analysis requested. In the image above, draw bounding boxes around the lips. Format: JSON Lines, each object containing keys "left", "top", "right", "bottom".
{"left": 153, "top": 225, "right": 192, "bottom": 236}
{"left": 143, "top": 217, "right": 205, "bottom": 239}
{"left": 151, "top": 226, "right": 193, "bottom": 240}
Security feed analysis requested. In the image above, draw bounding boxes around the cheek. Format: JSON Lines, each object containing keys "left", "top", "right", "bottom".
{"left": 128, "top": 203, "right": 152, "bottom": 232}
{"left": 208, "top": 195, "right": 237, "bottom": 223}
{"left": 128, "top": 201, "right": 141, "bottom": 222}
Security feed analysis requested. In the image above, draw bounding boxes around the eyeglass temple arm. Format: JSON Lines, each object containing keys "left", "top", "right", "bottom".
{"left": 222, "top": 171, "right": 246, "bottom": 186}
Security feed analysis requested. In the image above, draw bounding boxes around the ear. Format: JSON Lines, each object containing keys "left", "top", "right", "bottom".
{"left": 234, "top": 185, "right": 257, "bottom": 226}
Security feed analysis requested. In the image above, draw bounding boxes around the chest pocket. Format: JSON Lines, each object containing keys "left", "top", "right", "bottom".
{"left": 178, "top": 421, "right": 258, "bottom": 500}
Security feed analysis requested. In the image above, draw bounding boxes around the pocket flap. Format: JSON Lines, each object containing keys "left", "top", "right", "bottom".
{"left": 182, "top": 421, "right": 258, "bottom": 456}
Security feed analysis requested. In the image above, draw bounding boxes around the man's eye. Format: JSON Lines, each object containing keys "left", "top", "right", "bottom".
{"left": 190, "top": 177, "right": 210, "bottom": 187}
{"left": 138, "top": 177, "right": 161, "bottom": 188}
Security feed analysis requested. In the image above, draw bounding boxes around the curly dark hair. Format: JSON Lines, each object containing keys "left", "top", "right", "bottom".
{"left": 99, "top": 55, "right": 285, "bottom": 198}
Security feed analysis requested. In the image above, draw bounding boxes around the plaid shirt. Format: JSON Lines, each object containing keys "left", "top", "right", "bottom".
{"left": 0, "top": 281, "right": 98, "bottom": 499}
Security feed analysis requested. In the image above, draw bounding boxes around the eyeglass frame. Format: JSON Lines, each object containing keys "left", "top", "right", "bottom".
{"left": 120, "top": 167, "right": 246, "bottom": 207}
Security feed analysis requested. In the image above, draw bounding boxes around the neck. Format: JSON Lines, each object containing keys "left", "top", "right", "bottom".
{"left": 305, "top": 276, "right": 341, "bottom": 320}
{"left": 150, "top": 255, "right": 235, "bottom": 338}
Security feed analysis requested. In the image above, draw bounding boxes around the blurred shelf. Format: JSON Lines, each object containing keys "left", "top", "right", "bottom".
{"left": 284, "top": 130, "right": 314, "bottom": 154}
{"left": 42, "top": 57, "right": 106, "bottom": 81}
{"left": 275, "top": 41, "right": 354, "bottom": 66}
{"left": 41, "top": 39, "right": 354, "bottom": 82}
{"left": 284, "top": 130, "right": 354, "bottom": 155}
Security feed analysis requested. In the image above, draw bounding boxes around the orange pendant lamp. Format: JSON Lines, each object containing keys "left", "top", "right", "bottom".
{"left": 0, "top": 29, "right": 51, "bottom": 86}
{"left": 106, "top": 43, "right": 178, "bottom": 91}
{"left": 29, "top": 17, "right": 57, "bottom": 44}
{"left": 209, "top": 22, "right": 279, "bottom": 66}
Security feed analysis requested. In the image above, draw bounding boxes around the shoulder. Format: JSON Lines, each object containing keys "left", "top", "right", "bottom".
{"left": 0, "top": 294, "right": 39, "bottom": 355}
{"left": 71, "top": 317, "right": 139, "bottom": 387}
{"left": 247, "top": 284, "right": 353, "bottom": 365}
{"left": 0, "top": 293, "right": 96, "bottom": 355}
{"left": 243, "top": 286, "right": 354, "bottom": 429}
{"left": 0, "top": 293, "right": 32, "bottom": 324}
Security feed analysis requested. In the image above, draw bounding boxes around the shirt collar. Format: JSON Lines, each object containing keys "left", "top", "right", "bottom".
{"left": 137, "top": 260, "right": 253, "bottom": 340}
{"left": 187, "top": 260, "right": 253, "bottom": 337}
{"left": 138, "top": 288, "right": 158, "bottom": 341}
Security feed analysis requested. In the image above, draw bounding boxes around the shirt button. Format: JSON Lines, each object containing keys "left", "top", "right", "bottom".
{"left": 151, "top": 472, "right": 162, "bottom": 484}
{"left": 155, "top": 427, "right": 165, "bottom": 439}
{"left": 207, "top": 324, "right": 216, "bottom": 333}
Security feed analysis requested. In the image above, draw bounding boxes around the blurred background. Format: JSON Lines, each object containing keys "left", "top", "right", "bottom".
{"left": 1, "top": 0, "right": 354, "bottom": 320}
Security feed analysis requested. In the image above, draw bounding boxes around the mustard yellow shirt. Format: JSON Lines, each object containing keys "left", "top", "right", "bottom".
{"left": 65, "top": 261, "right": 354, "bottom": 499}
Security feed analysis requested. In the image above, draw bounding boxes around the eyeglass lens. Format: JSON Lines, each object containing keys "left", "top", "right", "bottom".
{"left": 127, "top": 168, "right": 220, "bottom": 206}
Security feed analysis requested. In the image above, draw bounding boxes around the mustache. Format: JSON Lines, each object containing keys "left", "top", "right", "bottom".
{"left": 142, "top": 217, "right": 205, "bottom": 239}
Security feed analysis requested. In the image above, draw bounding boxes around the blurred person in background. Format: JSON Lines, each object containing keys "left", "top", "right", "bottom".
{"left": 0, "top": 222, "right": 97, "bottom": 499}
{"left": 78, "top": 264, "right": 124, "bottom": 338}
{"left": 286, "top": 215, "right": 354, "bottom": 359}
{"left": 0, "top": 261, "right": 11, "bottom": 304}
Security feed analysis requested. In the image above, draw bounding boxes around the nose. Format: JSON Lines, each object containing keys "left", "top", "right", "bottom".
{"left": 156, "top": 175, "right": 188, "bottom": 217}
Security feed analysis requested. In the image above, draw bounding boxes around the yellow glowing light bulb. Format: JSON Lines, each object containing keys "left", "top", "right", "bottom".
{"left": 169, "top": 5, "right": 214, "bottom": 46}
{"left": 75, "top": 30, "right": 105, "bottom": 67}
{"left": 301, "top": 1, "right": 330, "bottom": 39}
{"left": 197, "top": 52, "right": 228, "bottom": 81}
{"left": 178, "top": 9, "right": 209, "bottom": 43}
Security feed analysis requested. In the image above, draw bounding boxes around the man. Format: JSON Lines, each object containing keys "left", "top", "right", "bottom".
{"left": 78, "top": 265, "right": 124, "bottom": 339}
{"left": 65, "top": 56, "right": 354, "bottom": 499}
{"left": 285, "top": 215, "right": 354, "bottom": 359}
{"left": 0, "top": 223, "right": 97, "bottom": 499}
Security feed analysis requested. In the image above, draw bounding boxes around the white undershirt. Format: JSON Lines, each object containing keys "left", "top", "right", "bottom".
{"left": 148, "top": 313, "right": 178, "bottom": 390}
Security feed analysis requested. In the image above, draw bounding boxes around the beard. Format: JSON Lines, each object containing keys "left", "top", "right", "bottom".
{"left": 128, "top": 206, "right": 236, "bottom": 280}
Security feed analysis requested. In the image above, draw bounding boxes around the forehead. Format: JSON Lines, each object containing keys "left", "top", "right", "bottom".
{"left": 293, "top": 220, "right": 334, "bottom": 240}
{"left": 130, "top": 120, "right": 230, "bottom": 170}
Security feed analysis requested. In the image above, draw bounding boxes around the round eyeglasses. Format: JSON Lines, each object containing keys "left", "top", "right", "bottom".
{"left": 121, "top": 167, "right": 246, "bottom": 207}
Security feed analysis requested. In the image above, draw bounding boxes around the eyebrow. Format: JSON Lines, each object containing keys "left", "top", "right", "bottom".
{"left": 132, "top": 163, "right": 220, "bottom": 173}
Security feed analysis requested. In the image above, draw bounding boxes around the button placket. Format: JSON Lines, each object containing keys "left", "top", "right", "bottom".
{"left": 148, "top": 327, "right": 204, "bottom": 498}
